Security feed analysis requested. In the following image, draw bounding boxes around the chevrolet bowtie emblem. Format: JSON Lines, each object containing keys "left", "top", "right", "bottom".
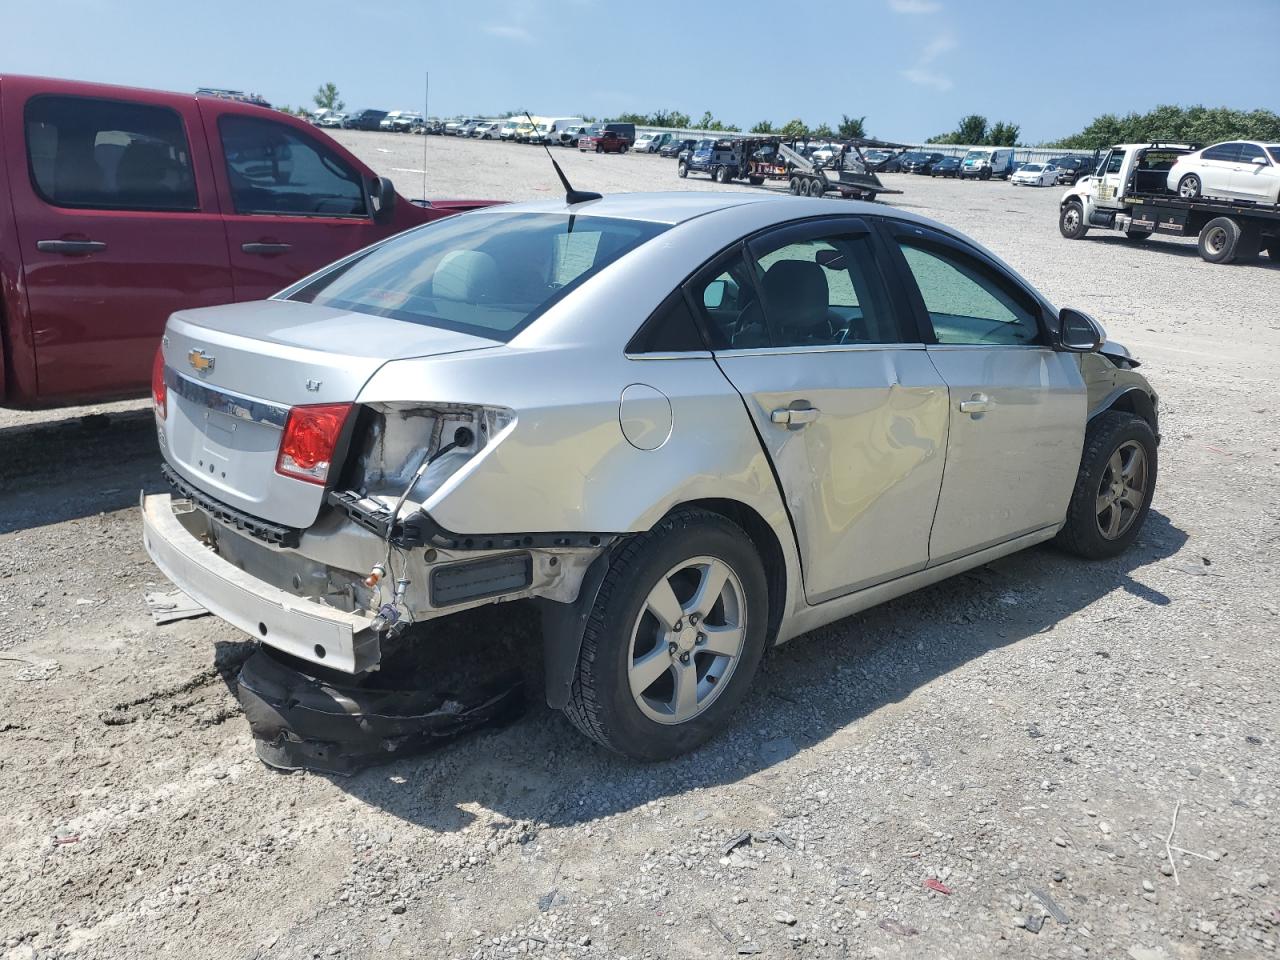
{"left": 187, "top": 349, "right": 215, "bottom": 374}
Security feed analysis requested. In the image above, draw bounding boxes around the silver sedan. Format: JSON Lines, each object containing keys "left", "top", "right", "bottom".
{"left": 143, "top": 192, "right": 1160, "bottom": 760}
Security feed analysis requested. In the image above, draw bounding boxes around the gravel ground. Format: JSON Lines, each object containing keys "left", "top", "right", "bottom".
{"left": 2, "top": 133, "right": 1278, "bottom": 960}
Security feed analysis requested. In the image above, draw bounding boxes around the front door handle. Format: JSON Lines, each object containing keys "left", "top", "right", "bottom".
{"left": 959, "top": 393, "right": 991, "bottom": 415}
{"left": 37, "top": 239, "right": 107, "bottom": 255}
{"left": 770, "top": 405, "right": 820, "bottom": 426}
{"left": 241, "top": 242, "right": 293, "bottom": 255}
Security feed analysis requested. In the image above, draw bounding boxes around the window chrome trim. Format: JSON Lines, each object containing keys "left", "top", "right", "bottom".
{"left": 924, "top": 343, "right": 1047, "bottom": 351}
{"left": 712, "top": 342, "right": 927, "bottom": 358}
{"left": 623, "top": 350, "right": 715, "bottom": 361}
{"left": 165, "top": 368, "right": 289, "bottom": 428}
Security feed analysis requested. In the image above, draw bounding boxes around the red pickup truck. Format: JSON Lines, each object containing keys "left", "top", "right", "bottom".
{"left": 0, "top": 75, "right": 491, "bottom": 409}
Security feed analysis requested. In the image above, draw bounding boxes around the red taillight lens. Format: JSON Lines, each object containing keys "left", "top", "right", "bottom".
{"left": 275, "top": 403, "right": 353, "bottom": 485}
{"left": 151, "top": 346, "right": 167, "bottom": 419}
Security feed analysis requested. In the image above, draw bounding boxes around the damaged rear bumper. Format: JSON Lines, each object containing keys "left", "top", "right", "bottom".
{"left": 141, "top": 493, "right": 380, "bottom": 672}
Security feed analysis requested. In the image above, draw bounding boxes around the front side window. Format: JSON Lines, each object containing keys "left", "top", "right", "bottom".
{"left": 1104, "top": 150, "right": 1125, "bottom": 175}
{"left": 219, "top": 115, "right": 366, "bottom": 217}
{"left": 1237, "top": 143, "right": 1266, "bottom": 164}
{"left": 897, "top": 239, "right": 1041, "bottom": 346}
{"left": 286, "top": 212, "right": 667, "bottom": 342}
{"left": 25, "top": 95, "right": 197, "bottom": 211}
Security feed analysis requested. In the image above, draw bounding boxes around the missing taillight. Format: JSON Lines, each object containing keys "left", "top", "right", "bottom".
{"left": 151, "top": 346, "right": 167, "bottom": 419}
{"left": 276, "top": 403, "right": 354, "bottom": 485}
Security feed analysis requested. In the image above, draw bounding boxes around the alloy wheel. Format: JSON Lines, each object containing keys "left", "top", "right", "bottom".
{"left": 1095, "top": 440, "right": 1148, "bottom": 540}
{"left": 628, "top": 557, "right": 746, "bottom": 725}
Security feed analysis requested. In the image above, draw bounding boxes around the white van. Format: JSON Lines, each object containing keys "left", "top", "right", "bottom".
{"left": 537, "top": 117, "right": 584, "bottom": 146}
{"left": 960, "top": 147, "right": 1016, "bottom": 180}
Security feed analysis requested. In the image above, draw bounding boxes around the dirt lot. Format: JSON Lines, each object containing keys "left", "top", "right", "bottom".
{"left": 2, "top": 133, "right": 1278, "bottom": 960}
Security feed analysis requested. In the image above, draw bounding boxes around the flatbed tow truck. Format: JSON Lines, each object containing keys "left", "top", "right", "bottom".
{"left": 1059, "top": 141, "right": 1280, "bottom": 265}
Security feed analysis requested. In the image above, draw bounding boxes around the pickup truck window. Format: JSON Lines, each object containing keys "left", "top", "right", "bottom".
{"left": 25, "top": 96, "right": 197, "bottom": 211}
{"left": 219, "top": 115, "right": 367, "bottom": 218}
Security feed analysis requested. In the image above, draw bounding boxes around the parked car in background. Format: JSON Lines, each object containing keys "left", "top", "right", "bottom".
{"left": 678, "top": 139, "right": 737, "bottom": 178}
{"left": 512, "top": 121, "right": 538, "bottom": 142}
{"left": 412, "top": 117, "right": 444, "bottom": 135}
{"left": 960, "top": 148, "right": 1016, "bottom": 180}
{"left": 498, "top": 120, "right": 520, "bottom": 141}
{"left": 1165, "top": 141, "right": 1280, "bottom": 204}
{"left": 579, "top": 123, "right": 635, "bottom": 153}
{"left": 536, "top": 118, "right": 584, "bottom": 146}
{"left": 316, "top": 112, "right": 345, "bottom": 129}
{"left": 900, "top": 151, "right": 946, "bottom": 175}
{"left": 379, "top": 111, "right": 407, "bottom": 131}
{"left": 473, "top": 121, "right": 502, "bottom": 140}
{"left": 930, "top": 156, "right": 962, "bottom": 178}
{"left": 141, "top": 191, "right": 1161, "bottom": 762}
{"left": 342, "top": 109, "right": 389, "bottom": 131}
{"left": 389, "top": 112, "right": 423, "bottom": 133}
{"left": 661, "top": 138, "right": 696, "bottom": 159}
{"left": 0, "top": 74, "right": 498, "bottom": 409}
{"left": 1012, "top": 162, "right": 1059, "bottom": 187}
{"left": 559, "top": 124, "right": 588, "bottom": 147}
{"left": 1050, "top": 156, "right": 1091, "bottom": 185}
{"left": 636, "top": 132, "right": 676, "bottom": 154}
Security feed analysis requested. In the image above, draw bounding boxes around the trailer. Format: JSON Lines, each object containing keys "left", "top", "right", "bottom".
{"left": 677, "top": 136, "right": 905, "bottom": 201}
{"left": 1060, "top": 142, "right": 1280, "bottom": 265}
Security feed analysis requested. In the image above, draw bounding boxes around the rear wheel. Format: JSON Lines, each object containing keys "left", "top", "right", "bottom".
{"left": 563, "top": 510, "right": 768, "bottom": 760}
{"left": 716, "top": 165, "right": 732, "bottom": 184}
{"left": 748, "top": 175, "right": 765, "bottom": 186}
{"left": 1125, "top": 230, "right": 1152, "bottom": 241}
{"left": 789, "top": 176, "right": 802, "bottom": 195}
{"left": 677, "top": 160, "right": 688, "bottom": 178}
{"left": 1059, "top": 200, "right": 1089, "bottom": 240}
{"left": 1055, "top": 411, "right": 1157, "bottom": 560}
{"left": 808, "top": 178, "right": 825, "bottom": 197}
{"left": 1267, "top": 240, "right": 1280, "bottom": 260}
{"left": 1177, "top": 173, "right": 1202, "bottom": 199}
{"left": 1198, "top": 216, "right": 1247, "bottom": 263}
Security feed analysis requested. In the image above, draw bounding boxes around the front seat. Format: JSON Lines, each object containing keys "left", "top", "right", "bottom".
{"left": 761, "top": 260, "right": 835, "bottom": 344}
{"left": 116, "top": 140, "right": 181, "bottom": 207}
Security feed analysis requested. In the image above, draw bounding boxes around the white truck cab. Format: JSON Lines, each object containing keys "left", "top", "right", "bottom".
{"left": 1059, "top": 142, "right": 1280, "bottom": 264}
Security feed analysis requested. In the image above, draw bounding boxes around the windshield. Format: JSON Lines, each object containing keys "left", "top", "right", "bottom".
{"left": 1022, "top": 164, "right": 1043, "bottom": 172}
{"left": 962, "top": 151, "right": 989, "bottom": 163}
{"left": 285, "top": 212, "right": 668, "bottom": 342}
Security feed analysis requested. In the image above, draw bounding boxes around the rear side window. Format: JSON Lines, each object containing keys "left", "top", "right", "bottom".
{"left": 25, "top": 95, "right": 197, "bottom": 211}
{"left": 896, "top": 238, "right": 1041, "bottom": 346}
{"left": 1202, "top": 143, "right": 1242, "bottom": 162}
{"left": 219, "top": 115, "right": 367, "bottom": 217}
{"left": 286, "top": 212, "right": 667, "bottom": 342}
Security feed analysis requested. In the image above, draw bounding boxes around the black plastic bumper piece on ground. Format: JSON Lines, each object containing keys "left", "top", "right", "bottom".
{"left": 236, "top": 647, "right": 525, "bottom": 776}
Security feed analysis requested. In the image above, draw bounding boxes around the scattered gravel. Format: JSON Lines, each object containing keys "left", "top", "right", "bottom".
{"left": 1, "top": 133, "right": 1277, "bottom": 959}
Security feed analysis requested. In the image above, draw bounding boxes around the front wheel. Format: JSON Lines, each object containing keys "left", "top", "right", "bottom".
{"left": 563, "top": 510, "right": 769, "bottom": 760}
{"left": 716, "top": 165, "right": 732, "bottom": 184}
{"left": 1059, "top": 200, "right": 1089, "bottom": 240}
{"left": 677, "top": 160, "right": 688, "bottom": 178}
{"left": 1055, "top": 411, "right": 1157, "bottom": 559}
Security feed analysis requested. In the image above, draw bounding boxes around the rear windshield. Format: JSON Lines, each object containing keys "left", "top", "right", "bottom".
{"left": 284, "top": 212, "right": 668, "bottom": 342}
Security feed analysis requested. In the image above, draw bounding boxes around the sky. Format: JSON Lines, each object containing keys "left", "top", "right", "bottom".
{"left": 2, "top": 0, "right": 1278, "bottom": 144}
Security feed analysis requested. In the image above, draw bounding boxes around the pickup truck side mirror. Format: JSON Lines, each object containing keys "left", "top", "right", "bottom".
{"left": 1058, "top": 307, "right": 1105, "bottom": 353}
{"left": 370, "top": 177, "right": 396, "bottom": 221}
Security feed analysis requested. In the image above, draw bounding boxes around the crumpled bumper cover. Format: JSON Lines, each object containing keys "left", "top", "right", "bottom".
{"left": 236, "top": 647, "right": 525, "bottom": 776}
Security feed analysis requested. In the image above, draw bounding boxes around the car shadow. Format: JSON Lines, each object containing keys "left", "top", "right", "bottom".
{"left": 331, "top": 510, "right": 1188, "bottom": 833}
{"left": 0, "top": 410, "right": 161, "bottom": 534}
{"left": 1089, "top": 234, "right": 1280, "bottom": 268}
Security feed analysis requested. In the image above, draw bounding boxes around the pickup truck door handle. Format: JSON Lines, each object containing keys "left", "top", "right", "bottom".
{"left": 37, "top": 239, "right": 107, "bottom": 255}
{"left": 958, "top": 393, "right": 991, "bottom": 415}
{"left": 241, "top": 242, "right": 293, "bottom": 255}
{"left": 770, "top": 405, "right": 820, "bottom": 426}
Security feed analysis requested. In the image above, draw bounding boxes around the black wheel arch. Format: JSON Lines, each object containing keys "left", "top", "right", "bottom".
{"left": 1093, "top": 386, "right": 1159, "bottom": 441}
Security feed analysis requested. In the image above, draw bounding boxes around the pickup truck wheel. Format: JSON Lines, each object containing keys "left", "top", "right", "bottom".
{"left": 620, "top": 145, "right": 629, "bottom": 154}
{"left": 677, "top": 160, "right": 688, "bottom": 178}
{"left": 1055, "top": 411, "right": 1157, "bottom": 560}
{"left": 716, "top": 165, "right": 732, "bottom": 184}
{"left": 1059, "top": 201, "right": 1089, "bottom": 240}
{"left": 595, "top": 144, "right": 603, "bottom": 154}
{"left": 562, "top": 509, "right": 768, "bottom": 761}
{"left": 1198, "top": 216, "right": 1244, "bottom": 263}
{"left": 1177, "top": 174, "right": 1202, "bottom": 199}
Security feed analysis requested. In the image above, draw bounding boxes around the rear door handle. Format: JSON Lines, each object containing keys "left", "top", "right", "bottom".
{"left": 241, "top": 242, "right": 292, "bottom": 255}
{"left": 770, "top": 405, "right": 820, "bottom": 426}
{"left": 959, "top": 393, "right": 991, "bottom": 415}
{"left": 37, "top": 239, "right": 106, "bottom": 255}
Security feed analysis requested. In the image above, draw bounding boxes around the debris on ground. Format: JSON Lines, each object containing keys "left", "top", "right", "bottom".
{"left": 1032, "top": 886, "right": 1070, "bottom": 925}
{"left": 923, "top": 877, "right": 953, "bottom": 895}
{"left": 144, "top": 588, "right": 210, "bottom": 624}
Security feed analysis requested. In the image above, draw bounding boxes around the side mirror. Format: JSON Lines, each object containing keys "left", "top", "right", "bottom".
{"left": 703, "top": 280, "right": 727, "bottom": 309}
{"left": 370, "top": 177, "right": 396, "bottom": 220}
{"left": 1058, "top": 307, "right": 1105, "bottom": 353}
{"left": 1252, "top": 156, "right": 1268, "bottom": 166}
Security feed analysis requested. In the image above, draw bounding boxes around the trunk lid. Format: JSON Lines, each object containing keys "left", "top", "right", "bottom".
{"left": 160, "top": 299, "right": 498, "bottom": 530}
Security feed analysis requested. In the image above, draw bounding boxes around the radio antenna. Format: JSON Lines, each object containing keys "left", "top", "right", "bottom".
{"left": 525, "top": 111, "right": 601, "bottom": 204}
{"left": 427, "top": 72, "right": 437, "bottom": 202}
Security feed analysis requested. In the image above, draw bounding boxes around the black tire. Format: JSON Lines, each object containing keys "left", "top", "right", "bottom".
{"left": 677, "top": 160, "right": 688, "bottom": 179}
{"left": 1059, "top": 201, "right": 1089, "bottom": 240}
{"left": 788, "top": 176, "right": 802, "bottom": 195}
{"left": 619, "top": 145, "right": 629, "bottom": 154}
{"left": 1126, "top": 230, "right": 1152, "bottom": 241}
{"left": 563, "top": 509, "right": 769, "bottom": 760}
{"left": 748, "top": 175, "right": 765, "bottom": 186}
{"left": 808, "top": 178, "right": 825, "bottom": 197}
{"left": 1197, "top": 216, "right": 1244, "bottom": 264}
{"left": 1177, "top": 173, "right": 1202, "bottom": 199}
{"left": 1055, "top": 411, "right": 1157, "bottom": 560}
{"left": 979, "top": 168, "right": 991, "bottom": 181}
{"left": 716, "top": 165, "right": 732, "bottom": 184}
{"left": 1267, "top": 240, "right": 1280, "bottom": 260}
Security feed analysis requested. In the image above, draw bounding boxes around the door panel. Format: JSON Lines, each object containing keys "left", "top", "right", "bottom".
{"left": 925, "top": 347, "right": 1084, "bottom": 562}
{"left": 3, "top": 81, "right": 231, "bottom": 402}
{"left": 717, "top": 349, "right": 949, "bottom": 601}
{"left": 202, "top": 106, "right": 386, "bottom": 301}
{"left": 1231, "top": 144, "right": 1276, "bottom": 201}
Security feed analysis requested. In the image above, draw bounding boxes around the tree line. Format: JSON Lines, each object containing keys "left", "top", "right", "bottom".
{"left": 1046, "top": 104, "right": 1280, "bottom": 149}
